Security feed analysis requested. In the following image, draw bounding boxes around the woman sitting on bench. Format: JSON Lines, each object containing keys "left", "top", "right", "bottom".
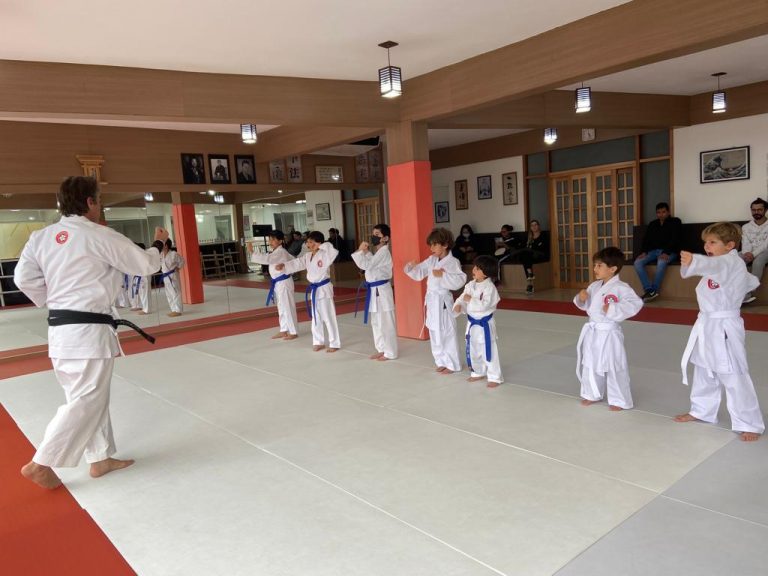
{"left": 507, "top": 219, "right": 550, "bottom": 293}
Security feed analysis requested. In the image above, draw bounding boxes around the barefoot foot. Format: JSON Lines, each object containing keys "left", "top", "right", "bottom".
{"left": 272, "top": 331, "right": 287, "bottom": 340}
{"left": 312, "top": 345, "right": 325, "bottom": 352}
{"left": 580, "top": 398, "right": 600, "bottom": 406}
{"left": 486, "top": 381, "right": 501, "bottom": 388}
{"left": 740, "top": 431, "right": 761, "bottom": 442}
{"left": 674, "top": 413, "right": 700, "bottom": 423}
{"left": 435, "top": 366, "right": 447, "bottom": 373}
{"left": 283, "top": 334, "right": 298, "bottom": 340}
{"left": 608, "top": 405, "right": 625, "bottom": 411}
{"left": 326, "top": 347, "right": 340, "bottom": 353}
{"left": 370, "top": 352, "right": 385, "bottom": 360}
{"left": 89, "top": 458, "right": 135, "bottom": 479}
{"left": 467, "top": 376, "right": 485, "bottom": 383}
{"left": 21, "top": 462, "right": 62, "bottom": 489}
{"left": 376, "top": 356, "right": 391, "bottom": 362}
{"left": 439, "top": 369, "right": 455, "bottom": 375}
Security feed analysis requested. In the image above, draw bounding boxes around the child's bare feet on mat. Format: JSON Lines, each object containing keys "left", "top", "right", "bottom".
{"left": 272, "top": 331, "right": 287, "bottom": 339}
{"left": 436, "top": 366, "right": 447, "bottom": 372}
{"left": 487, "top": 381, "right": 500, "bottom": 388}
{"left": 370, "top": 352, "right": 385, "bottom": 360}
{"left": 326, "top": 347, "right": 339, "bottom": 353}
{"left": 740, "top": 431, "right": 761, "bottom": 442}
{"left": 312, "top": 345, "right": 325, "bottom": 352}
{"left": 90, "top": 458, "right": 134, "bottom": 478}
{"left": 21, "top": 462, "right": 62, "bottom": 489}
{"left": 376, "top": 356, "right": 390, "bottom": 361}
{"left": 674, "top": 413, "right": 700, "bottom": 423}
{"left": 580, "top": 399, "right": 599, "bottom": 406}
{"left": 467, "top": 376, "right": 485, "bottom": 382}
{"left": 608, "top": 405, "right": 624, "bottom": 411}
{"left": 283, "top": 334, "right": 298, "bottom": 340}
{"left": 439, "top": 369, "right": 455, "bottom": 375}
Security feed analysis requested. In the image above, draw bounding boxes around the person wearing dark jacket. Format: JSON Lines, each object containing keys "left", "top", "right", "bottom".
{"left": 452, "top": 224, "right": 478, "bottom": 265}
{"left": 507, "top": 220, "right": 550, "bottom": 294}
{"left": 633, "top": 202, "right": 683, "bottom": 301}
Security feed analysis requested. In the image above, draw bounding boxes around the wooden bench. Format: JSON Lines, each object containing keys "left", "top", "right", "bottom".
{"left": 462, "top": 261, "right": 554, "bottom": 293}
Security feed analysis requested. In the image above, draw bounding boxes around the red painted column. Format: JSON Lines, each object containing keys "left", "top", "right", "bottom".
{"left": 171, "top": 203, "right": 204, "bottom": 304}
{"left": 389, "top": 160, "right": 433, "bottom": 340}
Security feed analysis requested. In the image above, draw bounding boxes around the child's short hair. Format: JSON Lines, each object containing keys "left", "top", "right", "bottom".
{"left": 165, "top": 238, "right": 173, "bottom": 250}
{"left": 426, "top": 228, "right": 454, "bottom": 249}
{"left": 308, "top": 231, "right": 324, "bottom": 243}
{"left": 701, "top": 221, "right": 741, "bottom": 246}
{"left": 270, "top": 229, "right": 285, "bottom": 242}
{"left": 593, "top": 246, "right": 625, "bottom": 271}
{"left": 374, "top": 223, "right": 391, "bottom": 237}
{"left": 473, "top": 255, "right": 499, "bottom": 281}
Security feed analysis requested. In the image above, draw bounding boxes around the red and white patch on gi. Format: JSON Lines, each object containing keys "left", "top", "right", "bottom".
{"left": 707, "top": 279, "right": 720, "bottom": 290}
{"left": 317, "top": 260, "right": 323, "bottom": 267}
{"left": 603, "top": 294, "right": 619, "bottom": 305}
{"left": 55, "top": 231, "right": 69, "bottom": 244}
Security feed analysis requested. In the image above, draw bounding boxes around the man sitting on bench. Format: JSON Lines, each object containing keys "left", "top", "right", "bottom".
{"left": 634, "top": 202, "right": 682, "bottom": 302}
{"left": 740, "top": 197, "right": 768, "bottom": 304}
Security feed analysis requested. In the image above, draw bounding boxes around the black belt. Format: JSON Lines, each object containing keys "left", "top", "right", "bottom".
{"left": 47, "top": 309, "right": 157, "bottom": 344}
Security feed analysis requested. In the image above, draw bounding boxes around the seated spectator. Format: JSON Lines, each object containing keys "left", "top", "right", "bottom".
{"left": 452, "top": 224, "right": 478, "bottom": 265}
{"left": 286, "top": 231, "right": 304, "bottom": 257}
{"left": 495, "top": 224, "right": 518, "bottom": 264}
{"left": 634, "top": 202, "right": 683, "bottom": 302}
{"left": 507, "top": 219, "right": 550, "bottom": 294}
{"left": 740, "top": 197, "right": 768, "bottom": 304}
{"left": 328, "top": 227, "right": 350, "bottom": 261}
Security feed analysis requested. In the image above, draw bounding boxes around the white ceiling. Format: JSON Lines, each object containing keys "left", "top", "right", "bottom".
{"left": 0, "top": 0, "right": 629, "bottom": 80}
{"left": 2, "top": 1, "right": 768, "bottom": 151}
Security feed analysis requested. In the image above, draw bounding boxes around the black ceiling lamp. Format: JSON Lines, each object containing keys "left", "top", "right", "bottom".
{"left": 711, "top": 72, "right": 727, "bottom": 114}
{"left": 378, "top": 41, "right": 402, "bottom": 98}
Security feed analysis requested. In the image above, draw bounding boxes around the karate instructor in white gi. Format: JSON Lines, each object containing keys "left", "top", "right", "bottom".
{"left": 14, "top": 176, "right": 170, "bottom": 489}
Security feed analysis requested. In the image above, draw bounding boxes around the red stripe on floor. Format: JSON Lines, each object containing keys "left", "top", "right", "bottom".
{"left": 0, "top": 404, "right": 136, "bottom": 576}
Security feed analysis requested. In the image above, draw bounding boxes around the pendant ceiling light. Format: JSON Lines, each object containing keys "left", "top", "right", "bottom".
{"left": 240, "top": 123, "right": 258, "bottom": 144}
{"left": 575, "top": 83, "right": 592, "bottom": 113}
{"left": 711, "top": 72, "right": 727, "bottom": 114}
{"left": 378, "top": 41, "right": 402, "bottom": 98}
{"left": 143, "top": 192, "right": 154, "bottom": 202}
{"left": 544, "top": 128, "right": 558, "bottom": 145}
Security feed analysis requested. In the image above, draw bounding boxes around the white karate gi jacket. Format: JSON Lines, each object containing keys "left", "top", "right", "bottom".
{"left": 681, "top": 250, "right": 759, "bottom": 382}
{"left": 281, "top": 242, "right": 339, "bottom": 299}
{"left": 351, "top": 244, "right": 395, "bottom": 313}
{"left": 160, "top": 250, "right": 185, "bottom": 277}
{"left": 574, "top": 275, "right": 643, "bottom": 375}
{"left": 251, "top": 245, "right": 295, "bottom": 280}
{"left": 405, "top": 253, "right": 466, "bottom": 331}
{"left": 14, "top": 215, "right": 162, "bottom": 358}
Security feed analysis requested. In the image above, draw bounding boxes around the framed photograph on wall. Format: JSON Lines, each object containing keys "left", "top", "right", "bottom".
{"left": 502, "top": 172, "right": 518, "bottom": 205}
{"left": 209, "top": 154, "right": 231, "bottom": 184}
{"left": 455, "top": 179, "right": 468, "bottom": 210}
{"left": 368, "top": 148, "right": 384, "bottom": 182}
{"left": 315, "top": 165, "right": 343, "bottom": 184}
{"left": 286, "top": 155, "right": 303, "bottom": 183}
{"left": 234, "top": 155, "right": 257, "bottom": 184}
{"left": 316, "top": 202, "right": 331, "bottom": 221}
{"left": 180, "top": 153, "right": 206, "bottom": 184}
{"left": 477, "top": 175, "right": 492, "bottom": 199}
{"left": 269, "top": 159, "right": 286, "bottom": 183}
{"left": 355, "top": 153, "right": 370, "bottom": 183}
{"left": 434, "top": 201, "right": 449, "bottom": 223}
{"left": 700, "top": 146, "right": 750, "bottom": 183}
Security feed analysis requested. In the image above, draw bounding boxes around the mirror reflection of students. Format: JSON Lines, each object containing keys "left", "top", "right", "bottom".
{"left": 161, "top": 239, "right": 184, "bottom": 317}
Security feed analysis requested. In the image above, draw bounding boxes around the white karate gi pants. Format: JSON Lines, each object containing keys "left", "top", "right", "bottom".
{"left": 164, "top": 272, "right": 183, "bottom": 313}
{"left": 689, "top": 365, "right": 765, "bottom": 433}
{"left": 371, "top": 309, "right": 398, "bottom": 359}
{"left": 276, "top": 289, "right": 298, "bottom": 335}
{"left": 579, "top": 367, "right": 633, "bottom": 409}
{"left": 311, "top": 297, "right": 340, "bottom": 348}
{"left": 132, "top": 277, "right": 150, "bottom": 313}
{"left": 467, "top": 328, "right": 503, "bottom": 383}
{"left": 34, "top": 358, "right": 116, "bottom": 467}
{"left": 428, "top": 320, "right": 461, "bottom": 372}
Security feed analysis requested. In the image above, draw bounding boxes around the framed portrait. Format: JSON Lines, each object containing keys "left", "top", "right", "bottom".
{"left": 477, "top": 175, "right": 492, "bottom": 200}
{"left": 434, "top": 201, "right": 449, "bottom": 224}
{"left": 315, "top": 165, "right": 343, "bottom": 184}
{"left": 286, "top": 155, "right": 303, "bottom": 183}
{"left": 315, "top": 202, "right": 331, "bottom": 221}
{"left": 180, "top": 153, "right": 206, "bottom": 184}
{"left": 208, "top": 154, "right": 231, "bottom": 184}
{"left": 234, "top": 155, "right": 257, "bottom": 184}
{"left": 700, "top": 146, "right": 750, "bottom": 183}
{"left": 455, "top": 179, "right": 468, "bottom": 210}
{"left": 368, "top": 148, "right": 384, "bottom": 182}
{"left": 269, "top": 159, "right": 286, "bottom": 183}
{"left": 502, "top": 172, "right": 518, "bottom": 205}
{"left": 355, "top": 153, "right": 370, "bottom": 183}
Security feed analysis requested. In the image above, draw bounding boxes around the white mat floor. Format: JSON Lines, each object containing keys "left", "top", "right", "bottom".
{"left": 2, "top": 310, "right": 768, "bottom": 576}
